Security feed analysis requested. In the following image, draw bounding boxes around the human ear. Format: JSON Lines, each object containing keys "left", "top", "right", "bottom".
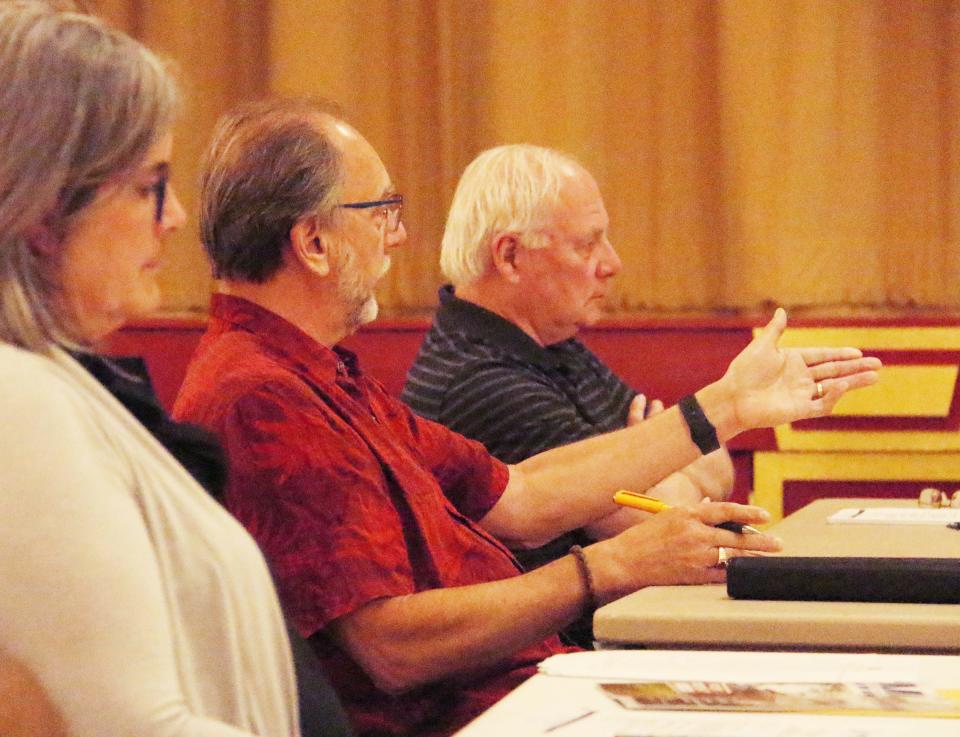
{"left": 490, "top": 233, "right": 521, "bottom": 283}
{"left": 22, "top": 218, "right": 60, "bottom": 256}
{"left": 289, "top": 215, "right": 331, "bottom": 277}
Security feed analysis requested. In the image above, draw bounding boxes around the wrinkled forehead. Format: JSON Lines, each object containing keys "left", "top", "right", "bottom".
{"left": 320, "top": 116, "right": 392, "bottom": 199}
{"left": 546, "top": 165, "right": 607, "bottom": 233}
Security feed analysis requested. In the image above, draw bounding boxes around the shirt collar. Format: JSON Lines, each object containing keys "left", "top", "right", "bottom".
{"left": 434, "top": 284, "right": 566, "bottom": 369}
{"left": 209, "top": 294, "right": 360, "bottom": 383}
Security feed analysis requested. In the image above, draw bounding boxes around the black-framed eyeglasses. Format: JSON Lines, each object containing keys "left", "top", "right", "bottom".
{"left": 151, "top": 174, "right": 168, "bottom": 224}
{"left": 338, "top": 194, "right": 403, "bottom": 233}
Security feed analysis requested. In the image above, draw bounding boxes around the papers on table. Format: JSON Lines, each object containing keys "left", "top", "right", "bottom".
{"left": 600, "top": 680, "right": 960, "bottom": 718}
{"left": 538, "top": 650, "right": 920, "bottom": 684}
{"left": 455, "top": 651, "right": 960, "bottom": 737}
{"left": 827, "top": 507, "right": 960, "bottom": 525}
{"left": 595, "top": 711, "right": 960, "bottom": 737}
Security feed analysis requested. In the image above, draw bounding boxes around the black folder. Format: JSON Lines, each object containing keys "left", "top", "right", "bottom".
{"left": 726, "top": 556, "right": 960, "bottom": 604}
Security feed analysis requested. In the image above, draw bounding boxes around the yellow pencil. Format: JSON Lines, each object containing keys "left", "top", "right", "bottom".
{"left": 613, "top": 489, "right": 760, "bottom": 534}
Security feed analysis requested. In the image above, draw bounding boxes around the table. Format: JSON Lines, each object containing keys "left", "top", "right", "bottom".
{"left": 593, "top": 498, "right": 960, "bottom": 653}
{"left": 454, "top": 649, "right": 960, "bottom": 737}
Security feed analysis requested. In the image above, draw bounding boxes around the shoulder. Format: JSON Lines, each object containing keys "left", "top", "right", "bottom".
{"left": 410, "top": 321, "right": 502, "bottom": 372}
{"left": 403, "top": 324, "right": 506, "bottom": 412}
{"left": 175, "top": 332, "right": 307, "bottom": 421}
{"left": 0, "top": 346, "right": 111, "bottom": 450}
{"left": 435, "top": 358, "right": 566, "bottom": 437}
{"left": 0, "top": 343, "right": 59, "bottom": 379}
{"left": 0, "top": 345, "right": 85, "bottom": 410}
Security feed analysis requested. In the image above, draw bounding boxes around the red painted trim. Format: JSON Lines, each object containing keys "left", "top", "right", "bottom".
{"left": 782, "top": 480, "right": 953, "bottom": 516}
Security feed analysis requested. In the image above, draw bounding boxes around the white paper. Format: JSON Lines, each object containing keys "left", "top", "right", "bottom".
{"left": 827, "top": 507, "right": 960, "bottom": 525}
{"left": 537, "top": 650, "right": 919, "bottom": 685}
{"left": 596, "top": 711, "right": 960, "bottom": 737}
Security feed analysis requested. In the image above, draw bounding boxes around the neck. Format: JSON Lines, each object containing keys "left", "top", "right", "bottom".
{"left": 220, "top": 270, "right": 352, "bottom": 347}
{"left": 455, "top": 279, "right": 556, "bottom": 346}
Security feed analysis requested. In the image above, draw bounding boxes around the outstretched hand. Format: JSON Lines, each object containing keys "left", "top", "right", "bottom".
{"left": 720, "top": 308, "right": 881, "bottom": 431}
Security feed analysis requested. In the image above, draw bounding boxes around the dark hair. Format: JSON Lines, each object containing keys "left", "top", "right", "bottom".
{"left": 200, "top": 98, "right": 344, "bottom": 283}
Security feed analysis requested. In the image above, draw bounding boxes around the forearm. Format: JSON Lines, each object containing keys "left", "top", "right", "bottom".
{"left": 678, "top": 446, "right": 735, "bottom": 501}
{"left": 335, "top": 501, "right": 783, "bottom": 694}
{"left": 331, "top": 557, "right": 588, "bottom": 694}
{"left": 583, "top": 473, "right": 702, "bottom": 539}
{"left": 488, "top": 383, "right": 735, "bottom": 544}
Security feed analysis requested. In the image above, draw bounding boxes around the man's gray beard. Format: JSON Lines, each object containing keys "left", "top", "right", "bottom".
{"left": 346, "top": 294, "right": 379, "bottom": 329}
{"left": 336, "top": 249, "right": 389, "bottom": 330}
{"left": 338, "top": 268, "right": 381, "bottom": 330}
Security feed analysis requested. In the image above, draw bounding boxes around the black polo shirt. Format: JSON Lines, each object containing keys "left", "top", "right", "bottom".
{"left": 403, "top": 285, "right": 638, "bottom": 462}
{"left": 402, "top": 286, "right": 640, "bottom": 647}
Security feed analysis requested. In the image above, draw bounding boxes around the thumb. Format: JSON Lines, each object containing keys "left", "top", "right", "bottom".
{"left": 755, "top": 307, "right": 787, "bottom": 349}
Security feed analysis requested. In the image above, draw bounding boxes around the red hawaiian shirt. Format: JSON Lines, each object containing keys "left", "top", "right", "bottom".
{"left": 173, "top": 295, "right": 570, "bottom": 737}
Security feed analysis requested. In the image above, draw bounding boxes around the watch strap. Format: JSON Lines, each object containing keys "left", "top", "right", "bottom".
{"left": 678, "top": 394, "right": 720, "bottom": 455}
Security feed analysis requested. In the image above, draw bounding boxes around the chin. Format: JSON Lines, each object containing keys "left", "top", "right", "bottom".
{"left": 359, "top": 297, "right": 379, "bottom": 325}
{"left": 346, "top": 296, "right": 379, "bottom": 330}
{"left": 577, "top": 312, "right": 601, "bottom": 330}
{"left": 122, "top": 283, "right": 163, "bottom": 325}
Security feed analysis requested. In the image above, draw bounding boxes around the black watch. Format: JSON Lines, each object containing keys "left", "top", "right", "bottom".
{"left": 678, "top": 394, "right": 720, "bottom": 455}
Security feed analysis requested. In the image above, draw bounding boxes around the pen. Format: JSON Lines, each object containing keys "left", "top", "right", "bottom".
{"left": 613, "top": 490, "right": 761, "bottom": 535}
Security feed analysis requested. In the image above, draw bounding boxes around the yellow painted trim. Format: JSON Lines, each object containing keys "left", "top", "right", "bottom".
{"left": 830, "top": 365, "right": 956, "bottom": 417}
{"left": 752, "top": 451, "right": 960, "bottom": 521}
{"left": 753, "top": 326, "right": 960, "bottom": 350}
{"left": 773, "top": 426, "right": 960, "bottom": 452}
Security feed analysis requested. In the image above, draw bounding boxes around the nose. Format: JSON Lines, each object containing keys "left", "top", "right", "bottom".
{"left": 597, "top": 236, "right": 621, "bottom": 278}
{"left": 386, "top": 219, "right": 407, "bottom": 249}
{"left": 162, "top": 185, "right": 188, "bottom": 232}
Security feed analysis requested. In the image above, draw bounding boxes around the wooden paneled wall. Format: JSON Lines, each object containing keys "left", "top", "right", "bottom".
{"left": 88, "top": 0, "right": 960, "bottom": 317}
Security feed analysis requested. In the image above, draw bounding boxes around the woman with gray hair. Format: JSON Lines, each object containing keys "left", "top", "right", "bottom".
{"left": 0, "top": 4, "right": 300, "bottom": 735}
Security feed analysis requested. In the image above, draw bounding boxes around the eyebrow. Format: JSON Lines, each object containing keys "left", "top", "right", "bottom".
{"left": 143, "top": 162, "right": 170, "bottom": 178}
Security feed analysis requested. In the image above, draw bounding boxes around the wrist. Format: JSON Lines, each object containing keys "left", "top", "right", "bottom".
{"left": 569, "top": 545, "right": 599, "bottom": 615}
{"left": 695, "top": 381, "right": 741, "bottom": 441}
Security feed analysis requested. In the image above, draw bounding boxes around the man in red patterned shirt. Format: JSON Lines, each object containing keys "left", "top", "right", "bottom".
{"left": 174, "top": 99, "right": 879, "bottom": 737}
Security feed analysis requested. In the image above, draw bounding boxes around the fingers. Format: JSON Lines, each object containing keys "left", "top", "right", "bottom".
{"left": 807, "top": 355, "right": 882, "bottom": 381}
{"left": 606, "top": 505, "right": 782, "bottom": 590}
{"left": 693, "top": 502, "right": 783, "bottom": 553}
{"left": 712, "top": 546, "right": 773, "bottom": 569}
{"left": 713, "top": 529, "right": 782, "bottom": 553}
{"left": 694, "top": 500, "right": 771, "bottom": 528}
{"left": 627, "top": 395, "right": 665, "bottom": 426}
{"left": 626, "top": 395, "right": 647, "bottom": 426}
{"left": 799, "top": 346, "right": 863, "bottom": 365}
{"left": 809, "top": 369, "right": 880, "bottom": 414}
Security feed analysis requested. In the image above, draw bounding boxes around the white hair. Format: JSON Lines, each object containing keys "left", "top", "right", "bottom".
{"left": 440, "top": 144, "right": 582, "bottom": 286}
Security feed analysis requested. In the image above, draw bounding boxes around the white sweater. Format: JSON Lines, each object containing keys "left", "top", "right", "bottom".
{"left": 0, "top": 345, "right": 300, "bottom": 736}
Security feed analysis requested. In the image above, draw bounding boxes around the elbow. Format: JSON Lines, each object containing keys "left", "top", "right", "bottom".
{"left": 331, "top": 615, "right": 433, "bottom": 695}
{"left": 504, "top": 528, "right": 558, "bottom": 550}
{"left": 362, "top": 654, "right": 424, "bottom": 696}
{"left": 479, "top": 478, "right": 568, "bottom": 549}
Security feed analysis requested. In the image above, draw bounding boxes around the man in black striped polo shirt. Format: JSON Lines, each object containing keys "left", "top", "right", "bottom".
{"left": 402, "top": 145, "right": 733, "bottom": 646}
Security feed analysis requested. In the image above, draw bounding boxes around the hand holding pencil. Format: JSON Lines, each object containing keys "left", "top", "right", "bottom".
{"left": 576, "top": 492, "right": 782, "bottom": 603}
{"left": 613, "top": 490, "right": 762, "bottom": 535}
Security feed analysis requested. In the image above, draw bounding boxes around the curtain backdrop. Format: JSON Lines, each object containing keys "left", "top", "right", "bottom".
{"left": 94, "top": 0, "right": 960, "bottom": 316}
